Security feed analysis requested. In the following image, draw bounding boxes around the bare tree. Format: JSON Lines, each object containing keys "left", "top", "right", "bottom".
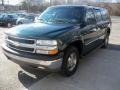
{"left": 1, "top": 0, "right": 4, "bottom": 5}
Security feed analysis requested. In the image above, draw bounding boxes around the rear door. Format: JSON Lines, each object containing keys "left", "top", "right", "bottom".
{"left": 100, "top": 9, "right": 111, "bottom": 32}
{"left": 81, "top": 8, "right": 99, "bottom": 54}
{"left": 94, "top": 8, "right": 106, "bottom": 43}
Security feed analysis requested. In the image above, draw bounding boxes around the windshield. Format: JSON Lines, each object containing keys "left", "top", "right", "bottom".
{"left": 17, "top": 14, "right": 27, "bottom": 18}
{"left": 0, "top": 14, "right": 5, "bottom": 18}
{"left": 25, "top": 15, "right": 35, "bottom": 19}
{"left": 7, "top": 14, "right": 18, "bottom": 19}
{"left": 38, "top": 7, "right": 84, "bottom": 24}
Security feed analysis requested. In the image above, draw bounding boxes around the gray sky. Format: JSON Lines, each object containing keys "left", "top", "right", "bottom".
{"left": 2, "top": 0, "right": 120, "bottom": 5}
{"left": 96, "top": 0, "right": 119, "bottom": 2}
{"left": 3, "top": 0, "right": 23, "bottom": 5}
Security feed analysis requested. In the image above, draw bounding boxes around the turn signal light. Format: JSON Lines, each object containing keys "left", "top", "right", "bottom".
{"left": 49, "top": 49, "right": 58, "bottom": 55}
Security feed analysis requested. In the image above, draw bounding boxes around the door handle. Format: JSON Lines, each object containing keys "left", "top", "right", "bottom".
{"left": 91, "top": 28, "right": 97, "bottom": 32}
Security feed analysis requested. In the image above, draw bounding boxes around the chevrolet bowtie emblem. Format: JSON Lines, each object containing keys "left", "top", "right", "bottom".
{"left": 13, "top": 42, "right": 20, "bottom": 47}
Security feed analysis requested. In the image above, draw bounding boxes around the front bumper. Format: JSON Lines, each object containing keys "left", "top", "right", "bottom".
{"left": 2, "top": 44, "right": 63, "bottom": 71}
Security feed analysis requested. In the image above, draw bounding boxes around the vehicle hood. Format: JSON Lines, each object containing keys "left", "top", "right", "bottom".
{"left": 17, "top": 18, "right": 25, "bottom": 21}
{"left": 6, "top": 23, "right": 78, "bottom": 39}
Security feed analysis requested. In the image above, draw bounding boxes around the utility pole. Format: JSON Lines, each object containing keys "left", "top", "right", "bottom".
{"left": 49, "top": 0, "right": 52, "bottom": 6}
{"left": 1, "top": 0, "right": 4, "bottom": 5}
{"left": 66, "top": 0, "right": 68, "bottom": 4}
{"left": 99, "top": 0, "right": 101, "bottom": 7}
{"left": 8, "top": 0, "right": 9, "bottom": 5}
{"left": 1, "top": 0, "right": 5, "bottom": 11}
{"left": 7, "top": 0, "right": 9, "bottom": 11}
{"left": 27, "top": 0, "right": 30, "bottom": 12}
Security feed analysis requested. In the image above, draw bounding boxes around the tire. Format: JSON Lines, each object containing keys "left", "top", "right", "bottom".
{"left": 101, "top": 33, "right": 109, "bottom": 48}
{"left": 61, "top": 46, "right": 80, "bottom": 77}
{"left": 18, "top": 22, "right": 23, "bottom": 25}
{"left": 7, "top": 23, "right": 12, "bottom": 28}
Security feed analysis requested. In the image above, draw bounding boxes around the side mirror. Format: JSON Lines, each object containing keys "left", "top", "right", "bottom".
{"left": 87, "top": 18, "right": 96, "bottom": 25}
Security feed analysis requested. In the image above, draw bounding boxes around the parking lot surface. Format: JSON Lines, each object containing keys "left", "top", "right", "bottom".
{"left": 0, "top": 16, "right": 120, "bottom": 90}
{"left": 29, "top": 49, "right": 120, "bottom": 90}
{"left": 0, "top": 28, "right": 49, "bottom": 90}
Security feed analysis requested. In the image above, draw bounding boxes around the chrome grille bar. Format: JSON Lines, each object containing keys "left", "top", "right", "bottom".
{"left": 6, "top": 35, "right": 36, "bottom": 53}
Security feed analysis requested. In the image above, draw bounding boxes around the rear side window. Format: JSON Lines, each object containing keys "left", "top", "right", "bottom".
{"left": 86, "top": 9, "right": 96, "bottom": 24}
{"left": 8, "top": 15, "right": 14, "bottom": 19}
{"left": 101, "top": 9, "right": 109, "bottom": 21}
{"left": 94, "top": 9, "right": 102, "bottom": 22}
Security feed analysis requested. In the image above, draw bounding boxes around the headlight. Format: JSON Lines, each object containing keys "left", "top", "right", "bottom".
{"left": 36, "top": 40, "right": 58, "bottom": 55}
{"left": 36, "top": 40, "right": 57, "bottom": 46}
{"left": 4, "top": 34, "right": 8, "bottom": 41}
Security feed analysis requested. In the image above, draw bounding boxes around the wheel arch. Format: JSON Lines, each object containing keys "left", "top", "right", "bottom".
{"left": 64, "top": 40, "right": 84, "bottom": 55}
{"left": 106, "top": 27, "right": 111, "bottom": 35}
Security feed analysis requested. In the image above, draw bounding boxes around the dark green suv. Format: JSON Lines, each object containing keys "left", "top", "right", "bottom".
{"left": 2, "top": 5, "right": 111, "bottom": 76}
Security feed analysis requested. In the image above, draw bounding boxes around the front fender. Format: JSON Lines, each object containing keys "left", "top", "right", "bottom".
{"left": 58, "top": 35, "right": 84, "bottom": 51}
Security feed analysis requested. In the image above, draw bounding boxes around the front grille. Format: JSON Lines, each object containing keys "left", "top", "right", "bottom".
{"left": 8, "top": 36, "right": 35, "bottom": 44}
{"left": 6, "top": 35, "right": 35, "bottom": 53}
{"left": 8, "top": 43, "right": 34, "bottom": 52}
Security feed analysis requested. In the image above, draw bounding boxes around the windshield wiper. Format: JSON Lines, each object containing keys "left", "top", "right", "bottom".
{"left": 50, "top": 19, "right": 70, "bottom": 23}
{"left": 38, "top": 18, "right": 46, "bottom": 23}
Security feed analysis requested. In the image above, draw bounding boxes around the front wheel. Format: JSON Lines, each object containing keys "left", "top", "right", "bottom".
{"left": 61, "top": 46, "right": 79, "bottom": 77}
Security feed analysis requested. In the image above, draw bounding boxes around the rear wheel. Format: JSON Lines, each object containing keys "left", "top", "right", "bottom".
{"left": 61, "top": 46, "right": 79, "bottom": 77}
{"left": 18, "top": 22, "right": 23, "bottom": 25}
{"left": 101, "top": 33, "right": 109, "bottom": 48}
{"left": 7, "top": 23, "right": 12, "bottom": 28}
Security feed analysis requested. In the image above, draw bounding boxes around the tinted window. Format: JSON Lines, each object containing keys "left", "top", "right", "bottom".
{"left": 8, "top": 15, "right": 14, "bottom": 18}
{"left": 0, "top": 14, "right": 5, "bottom": 18}
{"left": 38, "top": 7, "right": 84, "bottom": 24}
{"left": 3, "top": 15, "right": 8, "bottom": 18}
{"left": 4, "top": 14, "right": 18, "bottom": 19}
{"left": 10, "top": 15, "right": 18, "bottom": 19}
{"left": 26, "top": 16, "right": 35, "bottom": 20}
{"left": 86, "top": 9, "right": 96, "bottom": 24}
{"left": 94, "top": 9, "right": 102, "bottom": 22}
{"left": 17, "top": 14, "right": 26, "bottom": 18}
{"left": 101, "top": 9, "right": 109, "bottom": 21}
